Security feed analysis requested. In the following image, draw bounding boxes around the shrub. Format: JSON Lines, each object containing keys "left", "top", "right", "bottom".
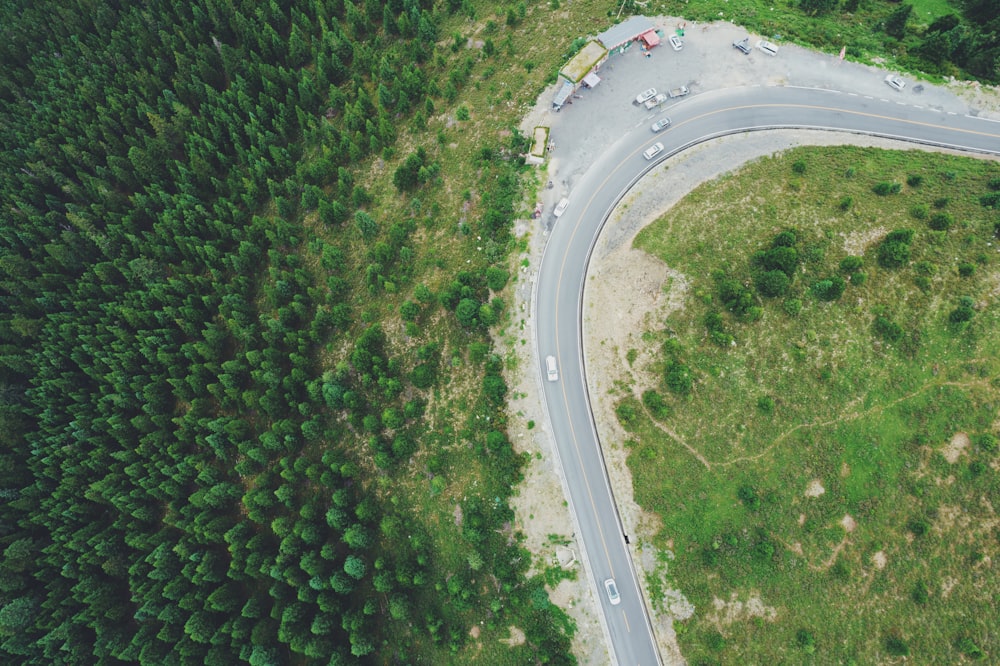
{"left": 976, "top": 433, "right": 998, "bottom": 453}
{"left": 873, "top": 181, "right": 901, "bottom": 195}
{"left": 907, "top": 517, "right": 929, "bottom": 536}
{"left": 909, "top": 203, "right": 928, "bottom": 220}
{"left": 757, "top": 395, "right": 775, "bottom": 414}
{"left": 885, "top": 635, "right": 910, "bottom": 657}
{"left": 796, "top": 629, "right": 816, "bottom": 654}
{"left": 838, "top": 195, "right": 853, "bottom": 211}
{"left": 933, "top": 196, "right": 950, "bottom": 209}
{"left": 718, "top": 279, "right": 756, "bottom": 316}
{"left": 877, "top": 235, "right": 911, "bottom": 268}
{"left": 665, "top": 360, "right": 693, "bottom": 395}
{"left": 792, "top": 160, "right": 806, "bottom": 174}
{"left": 911, "top": 580, "right": 929, "bottom": 604}
{"left": 839, "top": 256, "right": 863, "bottom": 272}
{"left": 811, "top": 276, "right": 846, "bottom": 301}
{"left": 642, "top": 390, "right": 670, "bottom": 420}
{"left": 928, "top": 212, "right": 953, "bottom": 230}
{"left": 756, "top": 269, "right": 791, "bottom": 297}
{"left": 914, "top": 275, "right": 931, "bottom": 292}
{"left": 705, "top": 630, "right": 725, "bottom": 651}
{"left": 981, "top": 192, "right": 1000, "bottom": 208}
{"left": 772, "top": 229, "right": 797, "bottom": 247}
{"left": 783, "top": 298, "right": 802, "bottom": 317}
{"left": 956, "top": 636, "right": 985, "bottom": 660}
{"left": 873, "top": 315, "right": 903, "bottom": 343}
{"left": 850, "top": 271, "right": 867, "bottom": 286}
{"left": 737, "top": 485, "right": 760, "bottom": 510}
{"left": 988, "top": 176, "right": 1000, "bottom": 191}
{"left": 485, "top": 266, "right": 509, "bottom": 291}
{"left": 456, "top": 105, "right": 470, "bottom": 121}
{"left": 958, "top": 262, "right": 975, "bottom": 277}
{"left": 759, "top": 245, "right": 799, "bottom": 276}
{"left": 949, "top": 304, "right": 974, "bottom": 323}
{"left": 907, "top": 174, "right": 923, "bottom": 187}
{"left": 615, "top": 402, "right": 637, "bottom": 425}
{"left": 914, "top": 260, "right": 937, "bottom": 275}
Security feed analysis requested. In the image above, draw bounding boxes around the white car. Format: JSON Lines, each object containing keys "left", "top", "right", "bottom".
{"left": 634, "top": 88, "right": 657, "bottom": 104}
{"left": 884, "top": 74, "right": 906, "bottom": 92}
{"left": 643, "top": 93, "right": 669, "bottom": 110}
{"left": 756, "top": 40, "right": 779, "bottom": 56}
{"left": 643, "top": 142, "right": 664, "bottom": 160}
{"left": 545, "top": 355, "right": 558, "bottom": 382}
{"left": 553, "top": 198, "right": 569, "bottom": 217}
{"left": 669, "top": 35, "right": 683, "bottom": 51}
{"left": 651, "top": 117, "right": 672, "bottom": 133}
{"left": 604, "top": 579, "right": 621, "bottom": 605}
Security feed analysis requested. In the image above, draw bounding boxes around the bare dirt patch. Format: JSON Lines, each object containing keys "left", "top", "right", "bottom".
{"left": 942, "top": 432, "right": 970, "bottom": 463}
{"left": 804, "top": 479, "right": 826, "bottom": 497}
{"left": 872, "top": 551, "right": 888, "bottom": 570}
{"left": 708, "top": 593, "right": 778, "bottom": 626}
{"left": 840, "top": 514, "right": 857, "bottom": 533}
{"left": 500, "top": 626, "right": 526, "bottom": 647}
{"left": 842, "top": 226, "right": 887, "bottom": 256}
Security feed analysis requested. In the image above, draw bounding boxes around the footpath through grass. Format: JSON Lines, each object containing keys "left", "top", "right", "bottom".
{"left": 624, "top": 146, "right": 1000, "bottom": 663}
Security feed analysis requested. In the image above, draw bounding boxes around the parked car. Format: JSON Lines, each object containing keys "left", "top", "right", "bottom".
{"left": 644, "top": 93, "right": 668, "bottom": 110}
{"left": 756, "top": 40, "right": 779, "bottom": 56}
{"left": 553, "top": 198, "right": 569, "bottom": 218}
{"left": 643, "top": 142, "right": 664, "bottom": 160}
{"left": 668, "top": 85, "right": 689, "bottom": 99}
{"left": 733, "top": 37, "right": 751, "bottom": 55}
{"left": 884, "top": 74, "right": 906, "bottom": 92}
{"left": 604, "top": 579, "right": 621, "bottom": 605}
{"left": 669, "top": 35, "right": 683, "bottom": 51}
{"left": 545, "top": 355, "right": 558, "bottom": 382}
{"left": 634, "top": 88, "right": 657, "bottom": 104}
{"left": 651, "top": 117, "right": 672, "bottom": 133}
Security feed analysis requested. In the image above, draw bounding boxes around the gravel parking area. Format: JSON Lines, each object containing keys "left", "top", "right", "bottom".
{"left": 508, "top": 17, "right": 1000, "bottom": 665}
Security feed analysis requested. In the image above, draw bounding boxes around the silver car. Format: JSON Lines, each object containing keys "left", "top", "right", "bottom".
{"left": 643, "top": 142, "right": 664, "bottom": 160}
{"left": 604, "top": 579, "right": 621, "bottom": 605}
{"left": 651, "top": 118, "right": 672, "bottom": 133}
{"left": 634, "top": 88, "right": 657, "bottom": 104}
{"left": 884, "top": 74, "right": 906, "bottom": 92}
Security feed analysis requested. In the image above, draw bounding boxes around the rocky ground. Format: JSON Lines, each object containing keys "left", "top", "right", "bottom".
{"left": 503, "top": 16, "right": 1000, "bottom": 665}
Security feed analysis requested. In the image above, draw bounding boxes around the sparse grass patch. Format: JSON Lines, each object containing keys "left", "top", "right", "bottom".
{"left": 627, "top": 146, "right": 1000, "bottom": 664}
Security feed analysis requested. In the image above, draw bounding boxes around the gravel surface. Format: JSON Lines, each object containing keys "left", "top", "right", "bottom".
{"left": 508, "top": 16, "right": 1000, "bottom": 665}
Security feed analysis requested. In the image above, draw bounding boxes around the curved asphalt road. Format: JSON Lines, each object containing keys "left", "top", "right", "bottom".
{"left": 535, "top": 85, "right": 1000, "bottom": 666}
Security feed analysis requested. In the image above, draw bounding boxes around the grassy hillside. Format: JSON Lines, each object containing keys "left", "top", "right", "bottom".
{"left": 624, "top": 146, "right": 1000, "bottom": 663}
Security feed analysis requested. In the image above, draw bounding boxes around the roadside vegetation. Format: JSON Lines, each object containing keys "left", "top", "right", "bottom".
{"left": 651, "top": 0, "right": 1000, "bottom": 83}
{"left": 622, "top": 146, "right": 1000, "bottom": 663}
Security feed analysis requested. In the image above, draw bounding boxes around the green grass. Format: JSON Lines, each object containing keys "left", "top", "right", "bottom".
{"left": 626, "top": 146, "right": 1000, "bottom": 664}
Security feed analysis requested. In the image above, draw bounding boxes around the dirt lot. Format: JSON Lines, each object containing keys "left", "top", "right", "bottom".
{"left": 505, "top": 16, "right": 1000, "bottom": 665}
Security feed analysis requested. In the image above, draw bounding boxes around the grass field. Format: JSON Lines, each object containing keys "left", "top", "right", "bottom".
{"left": 624, "top": 146, "right": 1000, "bottom": 663}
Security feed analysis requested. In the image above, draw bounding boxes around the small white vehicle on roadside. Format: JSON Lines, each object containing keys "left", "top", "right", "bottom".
{"left": 884, "top": 74, "right": 906, "bottom": 91}
{"left": 604, "top": 579, "right": 621, "bottom": 605}
{"left": 669, "top": 35, "right": 683, "bottom": 51}
{"left": 756, "top": 40, "right": 779, "bottom": 56}
{"left": 553, "top": 198, "right": 569, "bottom": 218}
{"left": 634, "top": 88, "right": 657, "bottom": 104}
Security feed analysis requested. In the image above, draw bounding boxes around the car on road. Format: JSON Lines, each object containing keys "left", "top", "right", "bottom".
{"left": 644, "top": 92, "right": 668, "bottom": 109}
{"left": 756, "top": 40, "right": 779, "bottom": 56}
{"left": 642, "top": 142, "right": 664, "bottom": 160}
{"left": 651, "top": 117, "right": 671, "bottom": 132}
{"left": 668, "top": 85, "right": 690, "bottom": 99}
{"left": 733, "top": 37, "right": 751, "bottom": 55}
{"left": 884, "top": 74, "right": 906, "bottom": 92}
{"left": 604, "top": 579, "right": 621, "bottom": 605}
{"left": 553, "top": 198, "right": 569, "bottom": 218}
{"left": 669, "top": 35, "right": 683, "bottom": 51}
{"left": 634, "top": 88, "right": 657, "bottom": 104}
{"left": 545, "top": 355, "right": 558, "bottom": 382}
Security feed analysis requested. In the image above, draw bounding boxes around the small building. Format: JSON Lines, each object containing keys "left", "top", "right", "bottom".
{"left": 597, "top": 15, "right": 656, "bottom": 55}
{"left": 552, "top": 40, "right": 608, "bottom": 110}
{"left": 527, "top": 126, "right": 549, "bottom": 165}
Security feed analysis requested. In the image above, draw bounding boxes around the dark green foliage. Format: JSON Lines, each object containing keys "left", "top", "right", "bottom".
{"left": 989, "top": 177, "right": 1000, "bottom": 191}
{"left": 738, "top": 485, "right": 760, "bottom": 510}
{"left": 718, "top": 278, "right": 757, "bottom": 317}
{"left": 884, "top": 4, "right": 913, "bottom": 39}
{"left": 791, "top": 159, "right": 807, "bottom": 173}
{"left": 840, "top": 256, "right": 863, "bottom": 273}
{"left": 839, "top": 195, "right": 853, "bottom": 211}
{"left": 755, "top": 245, "right": 800, "bottom": 278}
{"left": 907, "top": 517, "right": 930, "bottom": 536}
{"left": 873, "top": 181, "right": 902, "bottom": 195}
{"left": 958, "top": 262, "right": 975, "bottom": 277}
{"left": 873, "top": 316, "right": 904, "bottom": 343}
{"left": 912, "top": 580, "right": 929, "bottom": 604}
{"left": 756, "top": 270, "right": 791, "bottom": 297}
{"left": 705, "top": 630, "right": 726, "bottom": 651}
{"left": 980, "top": 192, "right": 1000, "bottom": 208}
{"left": 929, "top": 212, "right": 954, "bottom": 230}
{"left": 642, "top": 390, "right": 671, "bottom": 419}
{"left": 486, "top": 266, "right": 510, "bottom": 291}
{"left": 665, "top": 360, "right": 694, "bottom": 395}
{"left": 885, "top": 634, "right": 911, "bottom": 656}
{"left": 783, "top": 298, "right": 803, "bottom": 317}
{"left": 877, "top": 229, "right": 914, "bottom": 268}
{"left": 393, "top": 147, "right": 429, "bottom": 191}
{"left": 811, "top": 276, "right": 846, "bottom": 301}
{"left": 949, "top": 304, "right": 975, "bottom": 323}
{"left": 907, "top": 174, "right": 924, "bottom": 187}
{"left": 956, "top": 636, "right": 985, "bottom": 660}
{"left": 795, "top": 629, "right": 816, "bottom": 653}
{"left": 757, "top": 395, "right": 775, "bottom": 414}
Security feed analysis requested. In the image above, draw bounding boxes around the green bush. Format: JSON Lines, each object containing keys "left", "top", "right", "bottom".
{"left": 877, "top": 241, "right": 911, "bottom": 268}
{"left": 956, "top": 636, "right": 985, "bottom": 660}
{"left": 885, "top": 635, "right": 910, "bottom": 657}
{"left": 665, "top": 360, "right": 693, "bottom": 395}
{"left": 772, "top": 230, "right": 797, "bottom": 248}
{"left": 705, "top": 630, "right": 725, "bottom": 651}
{"left": 850, "top": 271, "right": 867, "bottom": 286}
{"left": 911, "top": 580, "right": 929, "bottom": 604}
{"left": 873, "top": 181, "right": 901, "bottom": 195}
{"left": 796, "top": 629, "right": 817, "bottom": 654}
{"left": 907, "top": 174, "right": 923, "bottom": 187}
{"left": 975, "top": 433, "right": 998, "bottom": 453}
{"left": 757, "top": 395, "right": 775, "bottom": 414}
{"left": 949, "top": 304, "right": 975, "bottom": 323}
{"left": 873, "top": 315, "right": 904, "bottom": 343}
{"left": 783, "top": 298, "right": 802, "bottom": 317}
{"left": 839, "top": 256, "right": 863, "bottom": 272}
{"left": 933, "top": 196, "right": 950, "bottom": 209}
{"left": 792, "top": 160, "right": 806, "bottom": 174}
{"left": 907, "top": 517, "right": 929, "bottom": 537}
{"left": 909, "top": 203, "right": 928, "bottom": 220}
{"left": 958, "top": 262, "right": 975, "bottom": 277}
{"left": 756, "top": 269, "right": 791, "bottom": 297}
{"left": 838, "top": 195, "right": 853, "bottom": 211}
{"left": 988, "top": 176, "right": 1000, "bottom": 190}
{"left": 486, "top": 266, "right": 509, "bottom": 291}
{"left": 928, "top": 212, "right": 953, "bottom": 230}
{"left": 642, "top": 390, "right": 671, "bottom": 420}
{"left": 615, "top": 401, "right": 637, "bottom": 426}
{"left": 914, "top": 275, "right": 932, "bottom": 292}
{"left": 811, "top": 276, "right": 846, "bottom": 301}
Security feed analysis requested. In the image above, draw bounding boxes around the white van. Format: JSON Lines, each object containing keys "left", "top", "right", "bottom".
{"left": 756, "top": 40, "right": 779, "bottom": 56}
